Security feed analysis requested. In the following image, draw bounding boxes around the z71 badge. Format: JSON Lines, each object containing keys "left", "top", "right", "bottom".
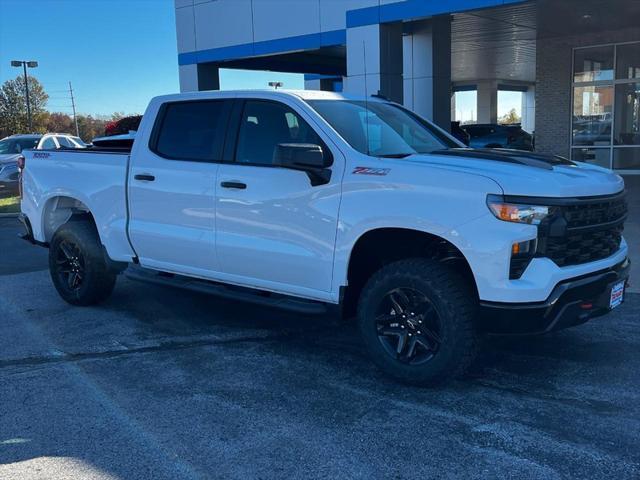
{"left": 33, "top": 152, "right": 51, "bottom": 159}
{"left": 352, "top": 167, "right": 391, "bottom": 176}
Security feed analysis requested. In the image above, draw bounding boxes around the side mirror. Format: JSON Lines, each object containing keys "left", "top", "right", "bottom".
{"left": 273, "top": 143, "right": 332, "bottom": 186}
{"left": 273, "top": 143, "right": 330, "bottom": 169}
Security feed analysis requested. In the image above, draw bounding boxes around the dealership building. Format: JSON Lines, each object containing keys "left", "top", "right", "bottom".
{"left": 174, "top": 0, "right": 639, "bottom": 174}
{"left": 173, "top": 0, "right": 638, "bottom": 281}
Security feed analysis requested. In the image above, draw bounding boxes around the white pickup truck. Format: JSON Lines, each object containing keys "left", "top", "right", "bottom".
{"left": 19, "top": 90, "right": 630, "bottom": 384}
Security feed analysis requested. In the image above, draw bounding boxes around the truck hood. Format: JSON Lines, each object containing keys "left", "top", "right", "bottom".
{"left": 410, "top": 148, "right": 624, "bottom": 197}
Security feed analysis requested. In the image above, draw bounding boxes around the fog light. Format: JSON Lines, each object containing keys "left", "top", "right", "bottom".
{"left": 509, "top": 239, "right": 536, "bottom": 279}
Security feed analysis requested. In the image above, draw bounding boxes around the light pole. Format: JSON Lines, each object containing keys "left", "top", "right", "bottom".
{"left": 11, "top": 60, "right": 38, "bottom": 132}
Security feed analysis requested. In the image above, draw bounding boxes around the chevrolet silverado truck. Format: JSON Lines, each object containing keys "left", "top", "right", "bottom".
{"left": 19, "top": 90, "right": 630, "bottom": 385}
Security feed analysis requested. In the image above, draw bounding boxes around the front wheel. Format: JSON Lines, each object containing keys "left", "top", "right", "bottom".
{"left": 357, "top": 258, "right": 478, "bottom": 385}
{"left": 49, "top": 221, "right": 117, "bottom": 306}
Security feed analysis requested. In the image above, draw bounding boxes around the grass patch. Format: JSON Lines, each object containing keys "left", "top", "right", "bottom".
{"left": 0, "top": 196, "right": 20, "bottom": 214}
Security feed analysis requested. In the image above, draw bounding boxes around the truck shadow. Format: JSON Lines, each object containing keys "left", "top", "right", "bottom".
{"left": 104, "top": 277, "right": 637, "bottom": 396}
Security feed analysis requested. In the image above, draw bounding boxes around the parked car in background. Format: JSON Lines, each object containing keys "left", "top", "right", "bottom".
{"left": 450, "top": 121, "right": 470, "bottom": 145}
{"left": 0, "top": 133, "right": 86, "bottom": 198}
{"left": 37, "top": 133, "right": 87, "bottom": 150}
{"left": 461, "top": 124, "right": 534, "bottom": 151}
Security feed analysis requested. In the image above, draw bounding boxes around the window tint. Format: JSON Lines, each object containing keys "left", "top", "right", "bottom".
{"left": 41, "top": 137, "right": 57, "bottom": 149}
{"left": 153, "top": 100, "right": 231, "bottom": 161}
{"left": 235, "top": 100, "right": 325, "bottom": 165}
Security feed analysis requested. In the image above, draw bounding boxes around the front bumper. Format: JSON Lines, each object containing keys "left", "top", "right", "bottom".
{"left": 479, "top": 257, "right": 630, "bottom": 335}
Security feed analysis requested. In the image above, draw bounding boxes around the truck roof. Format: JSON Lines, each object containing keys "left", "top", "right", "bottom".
{"left": 150, "top": 89, "right": 388, "bottom": 105}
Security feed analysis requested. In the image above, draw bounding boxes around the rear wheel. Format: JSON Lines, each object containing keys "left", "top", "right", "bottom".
{"left": 49, "top": 221, "right": 116, "bottom": 306}
{"left": 357, "top": 258, "right": 477, "bottom": 385}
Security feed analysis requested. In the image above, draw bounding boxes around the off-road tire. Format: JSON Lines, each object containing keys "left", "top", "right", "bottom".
{"left": 49, "top": 220, "right": 117, "bottom": 306}
{"left": 357, "top": 258, "right": 478, "bottom": 385}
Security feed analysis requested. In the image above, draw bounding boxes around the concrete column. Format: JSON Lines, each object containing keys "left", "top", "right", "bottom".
{"left": 305, "top": 79, "right": 322, "bottom": 91}
{"left": 344, "top": 22, "right": 403, "bottom": 103}
{"left": 477, "top": 80, "right": 498, "bottom": 124}
{"left": 197, "top": 63, "right": 220, "bottom": 91}
{"left": 178, "top": 63, "right": 220, "bottom": 92}
{"left": 179, "top": 65, "right": 198, "bottom": 92}
{"left": 402, "top": 16, "right": 452, "bottom": 129}
{"left": 305, "top": 76, "right": 344, "bottom": 92}
{"left": 521, "top": 86, "right": 536, "bottom": 134}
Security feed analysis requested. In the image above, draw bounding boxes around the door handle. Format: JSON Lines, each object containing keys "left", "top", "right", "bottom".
{"left": 220, "top": 181, "right": 247, "bottom": 189}
{"left": 134, "top": 173, "right": 155, "bottom": 181}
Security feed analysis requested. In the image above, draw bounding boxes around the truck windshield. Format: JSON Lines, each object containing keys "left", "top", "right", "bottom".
{"left": 308, "top": 100, "right": 459, "bottom": 157}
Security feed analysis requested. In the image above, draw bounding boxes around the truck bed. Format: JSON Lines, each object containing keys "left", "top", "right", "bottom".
{"left": 20, "top": 148, "right": 135, "bottom": 262}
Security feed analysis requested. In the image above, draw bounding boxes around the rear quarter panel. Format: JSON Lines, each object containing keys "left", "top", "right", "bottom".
{"left": 21, "top": 150, "right": 135, "bottom": 262}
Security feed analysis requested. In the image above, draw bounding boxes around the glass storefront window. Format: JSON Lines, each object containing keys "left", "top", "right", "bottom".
{"left": 572, "top": 148, "right": 612, "bottom": 168}
{"left": 574, "top": 46, "right": 614, "bottom": 82}
{"left": 614, "top": 82, "right": 640, "bottom": 145}
{"left": 613, "top": 148, "right": 640, "bottom": 170}
{"left": 572, "top": 85, "right": 613, "bottom": 146}
{"left": 572, "top": 42, "right": 640, "bottom": 171}
{"left": 616, "top": 43, "right": 640, "bottom": 80}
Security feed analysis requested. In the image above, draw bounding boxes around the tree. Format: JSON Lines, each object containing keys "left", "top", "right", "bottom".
{"left": 47, "top": 112, "right": 74, "bottom": 134}
{"left": 0, "top": 75, "right": 49, "bottom": 137}
{"left": 498, "top": 108, "right": 521, "bottom": 125}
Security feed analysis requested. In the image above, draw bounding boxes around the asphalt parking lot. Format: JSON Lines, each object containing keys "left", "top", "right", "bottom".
{"left": 0, "top": 216, "right": 638, "bottom": 479}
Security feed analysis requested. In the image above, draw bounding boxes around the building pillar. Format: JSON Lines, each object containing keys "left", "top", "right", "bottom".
{"left": 402, "top": 16, "right": 452, "bottom": 129}
{"left": 179, "top": 65, "right": 198, "bottom": 92}
{"left": 305, "top": 79, "right": 322, "bottom": 91}
{"left": 521, "top": 85, "right": 536, "bottom": 133}
{"left": 477, "top": 80, "right": 498, "bottom": 124}
{"left": 197, "top": 63, "right": 220, "bottom": 91}
{"left": 179, "top": 63, "right": 220, "bottom": 92}
{"left": 344, "top": 22, "right": 403, "bottom": 103}
{"left": 305, "top": 75, "right": 345, "bottom": 92}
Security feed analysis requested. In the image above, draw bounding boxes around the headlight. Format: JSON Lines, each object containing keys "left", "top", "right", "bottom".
{"left": 487, "top": 194, "right": 550, "bottom": 225}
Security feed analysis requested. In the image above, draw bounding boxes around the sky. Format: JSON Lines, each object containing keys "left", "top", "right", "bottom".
{"left": 0, "top": 0, "right": 303, "bottom": 116}
{"left": 0, "top": 0, "right": 518, "bottom": 119}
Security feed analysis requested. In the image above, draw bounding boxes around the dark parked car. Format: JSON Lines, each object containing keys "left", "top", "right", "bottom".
{"left": 0, "top": 134, "right": 86, "bottom": 198}
{"left": 461, "top": 124, "right": 534, "bottom": 151}
{"left": 450, "top": 121, "right": 471, "bottom": 145}
{"left": 0, "top": 135, "right": 40, "bottom": 199}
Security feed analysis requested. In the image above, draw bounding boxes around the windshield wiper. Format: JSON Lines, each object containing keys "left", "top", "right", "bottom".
{"left": 377, "top": 153, "right": 413, "bottom": 159}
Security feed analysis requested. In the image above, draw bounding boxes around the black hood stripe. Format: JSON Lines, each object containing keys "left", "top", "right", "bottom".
{"left": 431, "top": 148, "right": 576, "bottom": 171}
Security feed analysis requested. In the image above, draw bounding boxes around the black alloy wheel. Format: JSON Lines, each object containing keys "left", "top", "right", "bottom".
{"left": 49, "top": 220, "right": 117, "bottom": 306}
{"left": 375, "top": 287, "right": 443, "bottom": 365}
{"left": 55, "top": 239, "right": 86, "bottom": 293}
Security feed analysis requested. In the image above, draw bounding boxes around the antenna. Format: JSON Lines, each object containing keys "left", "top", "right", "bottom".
{"left": 362, "top": 41, "right": 370, "bottom": 156}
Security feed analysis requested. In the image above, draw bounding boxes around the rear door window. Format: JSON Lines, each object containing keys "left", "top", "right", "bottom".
{"left": 151, "top": 100, "right": 232, "bottom": 161}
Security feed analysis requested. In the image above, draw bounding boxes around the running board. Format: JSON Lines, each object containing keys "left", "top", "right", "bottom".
{"left": 124, "top": 266, "right": 328, "bottom": 315}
